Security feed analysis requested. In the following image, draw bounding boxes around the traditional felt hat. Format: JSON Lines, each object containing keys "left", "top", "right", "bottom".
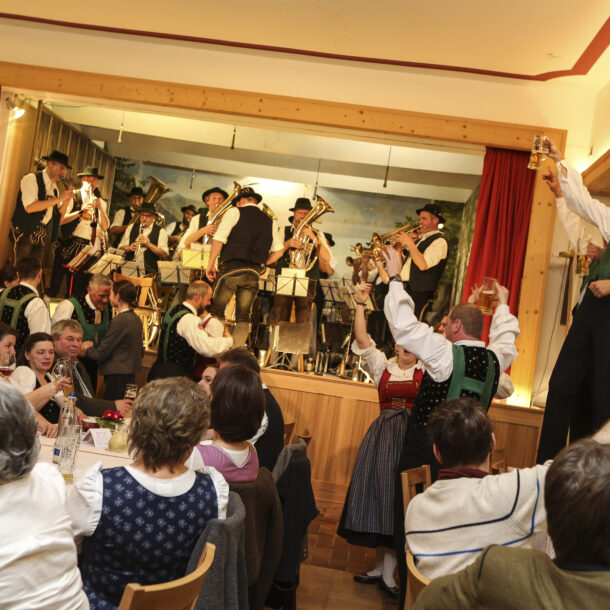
{"left": 289, "top": 197, "right": 313, "bottom": 212}
{"left": 181, "top": 204, "right": 197, "bottom": 214}
{"left": 138, "top": 203, "right": 157, "bottom": 216}
{"left": 77, "top": 165, "right": 104, "bottom": 179}
{"left": 323, "top": 232, "right": 335, "bottom": 247}
{"left": 416, "top": 203, "right": 446, "bottom": 224}
{"left": 128, "top": 187, "right": 145, "bottom": 197}
{"left": 42, "top": 150, "right": 71, "bottom": 169}
{"left": 235, "top": 186, "right": 262, "bottom": 203}
{"left": 202, "top": 187, "right": 229, "bottom": 202}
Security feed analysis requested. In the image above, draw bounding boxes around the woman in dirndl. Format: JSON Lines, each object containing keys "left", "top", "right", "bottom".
{"left": 337, "top": 283, "right": 423, "bottom": 600}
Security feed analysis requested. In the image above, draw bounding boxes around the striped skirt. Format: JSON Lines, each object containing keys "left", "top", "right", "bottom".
{"left": 338, "top": 408, "right": 408, "bottom": 543}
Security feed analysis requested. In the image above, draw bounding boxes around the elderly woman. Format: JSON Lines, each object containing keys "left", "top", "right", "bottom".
{"left": 68, "top": 377, "right": 228, "bottom": 609}
{"left": 0, "top": 384, "right": 88, "bottom": 608}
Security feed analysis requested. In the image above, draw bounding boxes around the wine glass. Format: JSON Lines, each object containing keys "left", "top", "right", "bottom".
{"left": 124, "top": 384, "right": 138, "bottom": 400}
{"left": 51, "top": 358, "right": 74, "bottom": 397}
{"left": 0, "top": 353, "right": 16, "bottom": 380}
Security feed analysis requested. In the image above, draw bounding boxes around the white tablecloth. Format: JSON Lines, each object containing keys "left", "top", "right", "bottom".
{"left": 38, "top": 436, "right": 131, "bottom": 482}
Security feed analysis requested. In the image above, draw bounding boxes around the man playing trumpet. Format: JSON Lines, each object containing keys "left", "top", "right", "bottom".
{"left": 395, "top": 203, "right": 448, "bottom": 319}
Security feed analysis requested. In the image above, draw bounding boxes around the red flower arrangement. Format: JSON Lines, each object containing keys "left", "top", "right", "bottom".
{"left": 102, "top": 410, "right": 124, "bottom": 422}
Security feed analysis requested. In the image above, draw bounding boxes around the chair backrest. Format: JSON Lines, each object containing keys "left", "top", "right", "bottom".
{"left": 283, "top": 420, "right": 295, "bottom": 446}
{"left": 401, "top": 465, "right": 432, "bottom": 514}
{"left": 114, "top": 273, "right": 155, "bottom": 308}
{"left": 117, "top": 542, "right": 215, "bottom": 610}
{"left": 405, "top": 549, "right": 431, "bottom": 610}
{"left": 491, "top": 448, "right": 507, "bottom": 475}
{"left": 294, "top": 427, "right": 312, "bottom": 447}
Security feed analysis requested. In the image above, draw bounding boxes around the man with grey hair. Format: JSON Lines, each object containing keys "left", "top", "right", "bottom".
{"left": 51, "top": 273, "right": 112, "bottom": 391}
{"left": 148, "top": 280, "right": 233, "bottom": 380}
{"left": 51, "top": 319, "right": 132, "bottom": 417}
{"left": 0, "top": 384, "right": 88, "bottom": 608}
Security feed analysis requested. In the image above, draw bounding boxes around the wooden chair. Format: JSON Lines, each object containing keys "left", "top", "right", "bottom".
{"left": 491, "top": 448, "right": 507, "bottom": 474}
{"left": 117, "top": 542, "right": 215, "bottom": 610}
{"left": 295, "top": 427, "right": 312, "bottom": 447}
{"left": 114, "top": 273, "right": 156, "bottom": 308}
{"left": 283, "top": 420, "right": 295, "bottom": 445}
{"left": 401, "top": 466, "right": 432, "bottom": 610}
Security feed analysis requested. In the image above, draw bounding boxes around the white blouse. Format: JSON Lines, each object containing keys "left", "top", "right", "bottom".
{"left": 67, "top": 461, "right": 229, "bottom": 545}
{"left": 0, "top": 463, "right": 89, "bottom": 609}
{"left": 351, "top": 335, "right": 423, "bottom": 387}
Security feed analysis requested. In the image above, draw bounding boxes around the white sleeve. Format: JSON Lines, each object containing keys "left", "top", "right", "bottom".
{"left": 213, "top": 208, "right": 239, "bottom": 244}
{"left": 166, "top": 222, "right": 177, "bottom": 235}
{"left": 270, "top": 220, "right": 285, "bottom": 253}
{"left": 110, "top": 209, "right": 125, "bottom": 228}
{"left": 201, "top": 313, "right": 224, "bottom": 338}
{"left": 384, "top": 281, "right": 454, "bottom": 382}
{"left": 66, "top": 461, "right": 104, "bottom": 545}
{"left": 487, "top": 304, "right": 520, "bottom": 373}
{"left": 10, "top": 366, "right": 37, "bottom": 394}
{"left": 174, "top": 215, "right": 201, "bottom": 258}
{"left": 351, "top": 338, "right": 389, "bottom": 386}
{"left": 118, "top": 227, "right": 132, "bottom": 249}
{"left": 21, "top": 173, "right": 41, "bottom": 208}
{"left": 555, "top": 197, "right": 598, "bottom": 253}
{"left": 422, "top": 237, "right": 448, "bottom": 269}
{"left": 318, "top": 232, "right": 337, "bottom": 272}
{"left": 250, "top": 411, "right": 269, "bottom": 445}
{"left": 557, "top": 160, "right": 610, "bottom": 241}
{"left": 25, "top": 298, "right": 51, "bottom": 334}
{"left": 50, "top": 299, "right": 75, "bottom": 327}
{"left": 156, "top": 229, "right": 170, "bottom": 256}
{"left": 177, "top": 312, "right": 233, "bottom": 356}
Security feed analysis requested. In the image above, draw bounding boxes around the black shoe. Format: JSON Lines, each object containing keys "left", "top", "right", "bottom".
{"left": 378, "top": 579, "right": 400, "bottom": 600}
{"left": 353, "top": 573, "right": 380, "bottom": 585}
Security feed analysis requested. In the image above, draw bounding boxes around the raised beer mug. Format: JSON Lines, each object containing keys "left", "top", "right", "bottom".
{"left": 527, "top": 135, "right": 548, "bottom": 170}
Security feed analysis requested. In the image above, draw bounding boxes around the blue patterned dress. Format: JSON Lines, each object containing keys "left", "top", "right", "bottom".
{"left": 80, "top": 466, "right": 218, "bottom": 609}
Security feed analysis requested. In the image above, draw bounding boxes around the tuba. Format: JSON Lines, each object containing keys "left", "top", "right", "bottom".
{"left": 289, "top": 195, "right": 334, "bottom": 272}
{"left": 204, "top": 181, "right": 242, "bottom": 244}
{"left": 128, "top": 176, "right": 171, "bottom": 227}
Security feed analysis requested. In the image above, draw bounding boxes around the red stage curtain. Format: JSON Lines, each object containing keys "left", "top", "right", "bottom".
{"left": 462, "top": 147, "right": 536, "bottom": 314}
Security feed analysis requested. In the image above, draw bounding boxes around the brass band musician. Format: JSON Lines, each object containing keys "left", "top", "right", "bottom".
{"left": 166, "top": 204, "right": 196, "bottom": 252}
{"left": 108, "top": 186, "right": 144, "bottom": 247}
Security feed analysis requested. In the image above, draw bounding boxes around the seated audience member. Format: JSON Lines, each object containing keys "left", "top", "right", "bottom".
{"left": 68, "top": 377, "right": 228, "bottom": 609}
{"left": 0, "top": 257, "right": 51, "bottom": 353}
{"left": 0, "top": 323, "right": 17, "bottom": 380}
{"left": 219, "top": 347, "right": 285, "bottom": 471}
{"left": 148, "top": 280, "right": 232, "bottom": 380}
{"left": 0, "top": 384, "right": 88, "bottom": 608}
{"left": 81, "top": 279, "right": 143, "bottom": 400}
{"left": 0, "top": 263, "right": 18, "bottom": 292}
{"left": 52, "top": 319, "right": 132, "bottom": 417}
{"left": 11, "top": 332, "right": 71, "bottom": 437}
{"left": 198, "top": 361, "right": 218, "bottom": 397}
{"left": 196, "top": 364, "right": 265, "bottom": 483}
{"left": 414, "top": 432, "right": 610, "bottom": 609}
{"left": 405, "top": 398, "right": 550, "bottom": 580}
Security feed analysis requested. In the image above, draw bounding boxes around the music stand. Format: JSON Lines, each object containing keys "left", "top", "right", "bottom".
{"left": 87, "top": 252, "right": 125, "bottom": 276}
{"left": 276, "top": 268, "right": 309, "bottom": 297}
{"left": 181, "top": 246, "right": 210, "bottom": 272}
{"left": 120, "top": 261, "right": 147, "bottom": 278}
{"left": 157, "top": 261, "right": 189, "bottom": 285}
{"left": 267, "top": 322, "right": 311, "bottom": 370}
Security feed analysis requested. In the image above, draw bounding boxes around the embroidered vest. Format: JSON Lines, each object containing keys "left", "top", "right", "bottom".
{"left": 125, "top": 222, "right": 162, "bottom": 274}
{"left": 81, "top": 466, "right": 218, "bottom": 606}
{"left": 377, "top": 366, "right": 423, "bottom": 411}
{"left": 158, "top": 304, "right": 197, "bottom": 374}
{"left": 61, "top": 190, "right": 84, "bottom": 239}
{"left": 410, "top": 344, "right": 500, "bottom": 428}
{"left": 12, "top": 171, "right": 59, "bottom": 241}
{"left": 68, "top": 295, "right": 110, "bottom": 347}
{"left": 0, "top": 285, "right": 38, "bottom": 351}
{"left": 409, "top": 233, "right": 447, "bottom": 292}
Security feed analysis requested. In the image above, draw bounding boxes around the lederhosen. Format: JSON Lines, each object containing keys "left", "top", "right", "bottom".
{"left": 69, "top": 295, "right": 111, "bottom": 391}
{"left": 148, "top": 304, "right": 197, "bottom": 380}
{"left": 124, "top": 222, "right": 162, "bottom": 274}
{"left": 0, "top": 284, "right": 38, "bottom": 353}
{"left": 405, "top": 233, "right": 447, "bottom": 319}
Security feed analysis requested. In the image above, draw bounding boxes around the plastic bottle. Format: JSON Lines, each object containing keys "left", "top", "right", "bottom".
{"left": 53, "top": 392, "right": 78, "bottom": 464}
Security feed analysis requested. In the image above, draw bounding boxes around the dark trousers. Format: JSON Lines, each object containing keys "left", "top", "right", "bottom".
{"left": 537, "top": 291, "right": 610, "bottom": 462}
{"left": 210, "top": 269, "right": 259, "bottom": 323}
{"left": 272, "top": 294, "right": 314, "bottom": 324}
{"left": 103, "top": 373, "right": 135, "bottom": 401}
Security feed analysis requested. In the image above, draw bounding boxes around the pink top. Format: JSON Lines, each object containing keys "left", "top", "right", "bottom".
{"left": 197, "top": 442, "right": 260, "bottom": 483}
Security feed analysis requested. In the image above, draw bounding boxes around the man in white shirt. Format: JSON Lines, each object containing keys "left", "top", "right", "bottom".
{"left": 395, "top": 203, "right": 448, "bottom": 319}
{"left": 537, "top": 139, "right": 610, "bottom": 462}
{"left": 148, "top": 280, "right": 233, "bottom": 380}
{"left": 0, "top": 257, "right": 51, "bottom": 353}
{"left": 166, "top": 204, "right": 196, "bottom": 253}
{"left": 119, "top": 203, "right": 169, "bottom": 275}
{"left": 206, "top": 187, "right": 290, "bottom": 346}
{"left": 48, "top": 165, "right": 109, "bottom": 298}
{"left": 108, "top": 186, "right": 144, "bottom": 247}
{"left": 10, "top": 149, "right": 75, "bottom": 264}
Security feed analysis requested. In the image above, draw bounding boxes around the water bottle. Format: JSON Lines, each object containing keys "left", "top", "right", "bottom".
{"left": 53, "top": 393, "right": 78, "bottom": 464}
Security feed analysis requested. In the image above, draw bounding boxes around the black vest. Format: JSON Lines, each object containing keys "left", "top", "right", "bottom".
{"left": 61, "top": 190, "right": 84, "bottom": 239}
{"left": 276, "top": 225, "right": 321, "bottom": 280}
{"left": 409, "top": 233, "right": 447, "bottom": 292}
{"left": 12, "top": 171, "right": 60, "bottom": 242}
{"left": 410, "top": 345, "right": 500, "bottom": 428}
{"left": 158, "top": 304, "right": 197, "bottom": 375}
{"left": 0, "top": 284, "right": 38, "bottom": 352}
{"left": 171, "top": 222, "right": 184, "bottom": 236}
{"left": 125, "top": 222, "right": 162, "bottom": 274}
{"left": 220, "top": 207, "right": 273, "bottom": 271}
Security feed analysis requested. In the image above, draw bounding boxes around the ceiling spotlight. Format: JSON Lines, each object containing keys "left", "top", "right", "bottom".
{"left": 5, "top": 96, "right": 25, "bottom": 119}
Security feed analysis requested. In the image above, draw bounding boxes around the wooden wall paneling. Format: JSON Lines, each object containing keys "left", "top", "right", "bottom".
{"left": 583, "top": 149, "right": 610, "bottom": 196}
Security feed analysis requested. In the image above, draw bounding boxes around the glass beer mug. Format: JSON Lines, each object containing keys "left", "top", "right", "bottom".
{"left": 527, "top": 135, "right": 548, "bottom": 170}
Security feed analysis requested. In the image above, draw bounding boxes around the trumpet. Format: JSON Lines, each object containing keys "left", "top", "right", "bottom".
{"left": 370, "top": 223, "right": 421, "bottom": 251}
